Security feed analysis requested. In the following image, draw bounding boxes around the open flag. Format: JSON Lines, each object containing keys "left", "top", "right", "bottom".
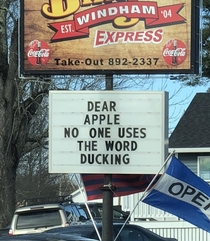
{"left": 82, "top": 174, "right": 160, "bottom": 201}
{"left": 142, "top": 156, "right": 210, "bottom": 233}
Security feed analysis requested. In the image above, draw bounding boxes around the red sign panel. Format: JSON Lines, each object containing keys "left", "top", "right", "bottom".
{"left": 20, "top": 0, "right": 200, "bottom": 75}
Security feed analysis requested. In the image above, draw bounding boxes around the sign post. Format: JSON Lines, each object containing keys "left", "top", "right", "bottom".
{"left": 101, "top": 174, "right": 115, "bottom": 241}
{"left": 102, "top": 75, "right": 114, "bottom": 241}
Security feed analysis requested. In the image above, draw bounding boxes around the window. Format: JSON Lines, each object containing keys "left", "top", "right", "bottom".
{"left": 113, "top": 209, "right": 124, "bottom": 219}
{"left": 64, "top": 204, "right": 89, "bottom": 222}
{"left": 198, "top": 156, "right": 210, "bottom": 181}
{"left": 64, "top": 205, "right": 76, "bottom": 222}
{"left": 16, "top": 209, "right": 62, "bottom": 229}
{"left": 76, "top": 205, "right": 89, "bottom": 219}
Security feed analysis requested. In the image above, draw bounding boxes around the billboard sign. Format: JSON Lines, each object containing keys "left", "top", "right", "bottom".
{"left": 49, "top": 91, "right": 168, "bottom": 174}
{"left": 20, "top": 0, "right": 200, "bottom": 75}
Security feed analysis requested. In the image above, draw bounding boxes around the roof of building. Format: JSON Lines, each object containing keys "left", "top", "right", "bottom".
{"left": 169, "top": 93, "right": 210, "bottom": 148}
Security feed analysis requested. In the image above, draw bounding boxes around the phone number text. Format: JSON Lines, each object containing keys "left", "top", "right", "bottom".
{"left": 54, "top": 58, "right": 159, "bottom": 66}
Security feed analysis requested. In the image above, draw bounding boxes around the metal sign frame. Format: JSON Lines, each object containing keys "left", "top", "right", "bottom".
{"left": 20, "top": 0, "right": 200, "bottom": 75}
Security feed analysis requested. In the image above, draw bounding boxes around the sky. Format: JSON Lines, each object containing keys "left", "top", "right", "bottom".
{"left": 166, "top": 82, "right": 207, "bottom": 133}
{"left": 133, "top": 75, "right": 209, "bottom": 134}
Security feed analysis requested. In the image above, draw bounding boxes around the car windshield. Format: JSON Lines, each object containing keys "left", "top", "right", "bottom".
{"left": 16, "top": 209, "right": 62, "bottom": 229}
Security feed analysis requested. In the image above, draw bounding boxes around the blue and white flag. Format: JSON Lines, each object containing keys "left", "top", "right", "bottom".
{"left": 142, "top": 156, "right": 210, "bottom": 233}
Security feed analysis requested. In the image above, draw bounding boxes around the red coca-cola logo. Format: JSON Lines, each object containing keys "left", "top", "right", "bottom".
{"left": 162, "top": 39, "right": 187, "bottom": 66}
{"left": 27, "top": 40, "right": 50, "bottom": 66}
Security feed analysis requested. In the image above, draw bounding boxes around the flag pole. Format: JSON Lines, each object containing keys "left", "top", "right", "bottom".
{"left": 140, "top": 150, "right": 175, "bottom": 200}
{"left": 114, "top": 150, "right": 176, "bottom": 241}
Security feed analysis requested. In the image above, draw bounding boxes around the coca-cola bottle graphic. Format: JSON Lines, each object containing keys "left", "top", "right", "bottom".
{"left": 172, "top": 40, "right": 177, "bottom": 66}
{"left": 162, "top": 39, "right": 187, "bottom": 66}
{"left": 36, "top": 41, "right": 41, "bottom": 65}
{"left": 27, "top": 40, "right": 50, "bottom": 66}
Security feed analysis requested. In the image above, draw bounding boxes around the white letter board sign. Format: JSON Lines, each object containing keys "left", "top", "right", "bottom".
{"left": 49, "top": 91, "right": 168, "bottom": 174}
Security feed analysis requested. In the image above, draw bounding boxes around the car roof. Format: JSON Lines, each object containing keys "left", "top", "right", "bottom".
{"left": 15, "top": 203, "right": 63, "bottom": 212}
{"left": 0, "top": 233, "right": 98, "bottom": 241}
{"left": 69, "top": 202, "right": 101, "bottom": 206}
{"left": 0, "top": 234, "right": 98, "bottom": 241}
{"left": 68, "top": 203, "right": 127, "bottom": 212}
{"left": 47, "top": 223, "right": 102, "bottom": 230}
{"left": 45, "top": 223, "right": 102, "bottom": 236}
{"left": 45, "top": 223, "right": 176, "bottom": 241}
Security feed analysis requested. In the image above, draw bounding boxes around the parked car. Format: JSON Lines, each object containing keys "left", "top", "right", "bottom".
{"left": 63, "top": 202, "right": 130, "bottom": 223}
{"left": 9, "top": 197, "right": 72, "bottom": 235}
{"left": 45, "top": 223, "right": 178, "bottom": 241}
{"left": 0, "top": 228, "right": 10, "bottom": 236}
{"left": 0, "top": 232, "right": 98, "bottom": 241}
{"left": 9, "top": 196, "right": 129, "bottom": 236}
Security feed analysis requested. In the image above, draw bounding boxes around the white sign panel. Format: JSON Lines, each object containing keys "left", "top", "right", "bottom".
{"left": 49, "top": 91, "right": 168, "bottom": 174}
